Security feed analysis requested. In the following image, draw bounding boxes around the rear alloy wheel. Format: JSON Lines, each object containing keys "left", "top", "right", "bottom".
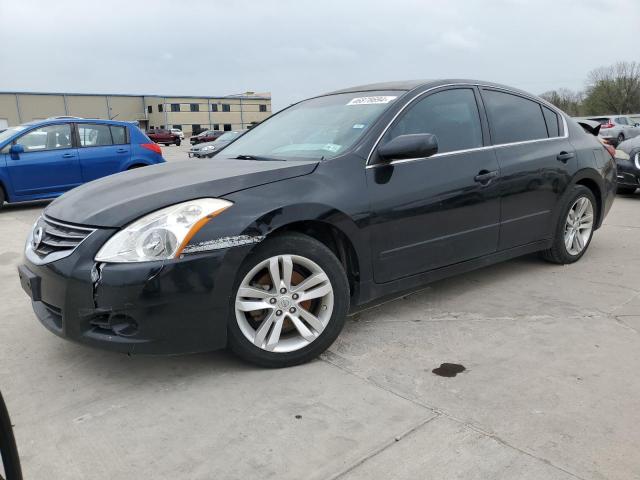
{"left": 541, "top": 185, "right": 596, "bottom": 264}
{"left": 228, "top": 233, "right": 349, "bottom": 367}
{"left": 617, "top": 133, "right": 625, "bottom": 144}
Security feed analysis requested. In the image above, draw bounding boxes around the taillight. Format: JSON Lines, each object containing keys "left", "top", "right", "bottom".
{"left": 141, "top": 143, "right": 162, "bottom": 154}
{"left": 601, "top": 121, "right": 615, "bottom": 129}
{"left": 599, "top": 138, "right": 615, "bottom": 159}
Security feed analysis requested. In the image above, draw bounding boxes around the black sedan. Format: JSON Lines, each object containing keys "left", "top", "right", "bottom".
{"left": 614, "top": 136, "right": 640, "bottom": 194}
{"left": 18, "top": 80, "right": 616, "bottom": 368}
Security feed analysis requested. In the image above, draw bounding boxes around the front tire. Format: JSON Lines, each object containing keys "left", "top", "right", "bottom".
{"left": 0, "top": 186, "right": 5, "bottom": 210}
{"left": 541, "top": 185, "right": 596, "bottom": 264}
{"left": 228, "top": 233, "right": 349, "bottom": 368}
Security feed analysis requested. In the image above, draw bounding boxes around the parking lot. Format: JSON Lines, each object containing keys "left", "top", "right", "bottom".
{"left": 1, "top": 144, "right": 639, "bottom": 479}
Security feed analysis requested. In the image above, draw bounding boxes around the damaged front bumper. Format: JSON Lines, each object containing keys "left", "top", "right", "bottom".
{"left": 18, "top": 228, "right": 244, "bottom": 355}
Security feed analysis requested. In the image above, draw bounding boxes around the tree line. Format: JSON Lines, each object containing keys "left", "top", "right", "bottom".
{"left": 539, "top": 61, "right": 640, "bottom": 117}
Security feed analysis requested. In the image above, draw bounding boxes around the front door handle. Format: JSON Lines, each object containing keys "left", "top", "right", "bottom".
{"left": 557, "top": 151, "right": 575, "bottom": 163}
{"left": 61, "top": 153, "right": 75, "bottom": 158}
{"left": 474, "top": 170, "right": 499, "bottom": 184}
{"left": 116, "top": 148, "right": 128, "bottom": 153}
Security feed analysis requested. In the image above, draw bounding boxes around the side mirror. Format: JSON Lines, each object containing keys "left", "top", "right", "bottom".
{"left": 377, "top": 134, "right": 438, "bottom": 163}
{"left": 10, "top": 144, "right": 24, "bottom": 155}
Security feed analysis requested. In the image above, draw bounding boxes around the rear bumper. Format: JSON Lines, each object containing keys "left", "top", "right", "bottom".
{"left": 19, "top": 230, "right": 249, "bottom": 354}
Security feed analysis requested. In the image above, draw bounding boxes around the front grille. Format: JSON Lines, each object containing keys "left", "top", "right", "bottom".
{"left": 32, "top": 217, "right": 94, "bottom": 258}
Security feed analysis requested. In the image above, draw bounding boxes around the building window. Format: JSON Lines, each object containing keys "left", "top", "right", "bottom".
{"left": 171, "top": 104, "right": 180, "bottom": 112}
{"left": 223, "top": 124, "right": 232, "bottom": 131}
{"left": 158, "top": 104, "right": 164, "bottom": 112}
{"left": 192, "top": 124, "right": 202, "bottom": 135}
{"left": 190, "top": 103, "right": 199, "bottom": 112}
{"left": 222, "top": 104, "right": 231, "bottom": 112}
{"left": 149, "top": 125, "right": 154, "bottom": 130}
{"left": 160, "top": 125, "right": 165, "bottom": 129}
{"left": 211, "top": 103, "right": 218, "bottom": 112}
{"left": 172, "top": 124, "right": 182, "bottom": 130}
{"left": 259, "top": 104, "right": 267, "bottom": 112}
{"left": 213, "top": 124, "right": 219, "bottom": 130}
{"left": 147, "top": 105, "right": 152, "bottom": 114}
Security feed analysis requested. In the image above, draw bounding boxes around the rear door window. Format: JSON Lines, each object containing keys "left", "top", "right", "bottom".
{"left": 77, "top": 124, "right": 113, "bottom": 147}
{"left": 384, "top": 88, "right": 483, "bottom": 154}
{"left": 482, "top": 90, "right": 548, "bottom": 144}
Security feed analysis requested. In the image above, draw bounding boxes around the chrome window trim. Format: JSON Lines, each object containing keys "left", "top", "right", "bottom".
{"left": 365, "top": 82, "right": 569, "bottom": 169}
{"left": 25, "top": 215, "right": 96, "bottom": 266}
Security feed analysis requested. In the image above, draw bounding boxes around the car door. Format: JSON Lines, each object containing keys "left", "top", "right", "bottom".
{"left": 6, "top": 123, "right": 82, "bottom": 197}
{"left": 76, "top": 123, "right": 130, "bottom": 181}
{"left": 367, "top": 87, "right": 501, "bottom": 283}
{"left": 480, "top": 88, "right": 576, "bottom": 250}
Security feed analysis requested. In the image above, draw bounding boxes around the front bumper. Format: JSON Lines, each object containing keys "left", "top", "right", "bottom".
{"left": 615, "top": 156, "right": 640, "bottom": 188}
{"left": 18, "top": 229, "right": 249, "bottom": 355}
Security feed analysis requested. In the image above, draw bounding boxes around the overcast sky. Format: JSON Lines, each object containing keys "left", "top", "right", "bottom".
{"left": 1, "top": 0, "right": 638, "bottom": 111}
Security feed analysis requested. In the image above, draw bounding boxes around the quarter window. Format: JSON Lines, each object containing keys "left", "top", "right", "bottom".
{"left": 77, "top": 124, "right": 113, "bottom": 147}
{"left": 111, "top": 126, "right": 127, "bottom": 144}
{"left": 542, "top": 106, "right": 560, "bottom": 137}
{"left": 17, "top": 124, "right": 72, "bottom": 151}
{"left": 384, "top": 88, "right": 483, "bottom": 154}
{"left": 482, "top": 90, "right": 548, "bottom": 144}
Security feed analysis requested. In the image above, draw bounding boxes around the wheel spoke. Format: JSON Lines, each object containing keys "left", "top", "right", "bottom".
{"left": 265, "top": 316, "right": 285, "bottom": 351}
{"left": 236, "top": 300, "right": 273, "bottom": 312}
{"left": 237, "top": 286, "right": 272, "bottom": 299}
{"left": 293, "top": 272, "right": 328, "bottom": 293}
{"left": 575, "top": 231, "right": 585, "bottom": 250}
{"left": 578, "top": 221, "right": 593, "bottom": 231}
{"left": 297, "top": 307, "right": 325, "bottom": 333}
{"left": 253, "top": 311, "right": 276, "bottom": 348}
{"left": 268, "top": 257, "right": 281, "bottom": 289}
{"left": 281, "top": 255, "right": 293, "bottom": 290}
{"left": 576, "top": 198, "right": 589, "bottom": 217}
{"left": 298, "top": 281, "right": 332, "bottom": 302}
{"left": 565, "top": 230, "right": 575, "bottom": 250}
{"left": 288, "top": 314, "right": 317, "bottom": 342}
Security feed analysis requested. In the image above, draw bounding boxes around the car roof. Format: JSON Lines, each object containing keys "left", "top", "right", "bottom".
{"left": 323, "top": 79, "right": 536, "bottom": 96}
{"left": 22, "top": 118, "right": 134, "bottom": 127}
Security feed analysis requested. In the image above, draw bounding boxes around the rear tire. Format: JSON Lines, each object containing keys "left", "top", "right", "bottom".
{"left": 228, "top": 232, "right": 350, "bottom": 368}
{"left": 541, "top": 185, "right": 597, "bottom": 264}
{"left": 175, "top": 139, "right": 181, "bottom": 146}
{"left": 0, "top": 186, "right": 5, "bottom": 210}
{"left": 617, "top": 133, "right": 625, "bottom": 145}
{"left": 617, "top": 186, "right": 637, "bottom": 195}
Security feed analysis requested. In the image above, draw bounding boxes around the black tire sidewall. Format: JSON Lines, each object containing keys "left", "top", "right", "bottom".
{"left": 552, "top": 185, "right": 597, "bottom": 263}
{"left": 227, "top": 233, "right": 350, "bottom": 368}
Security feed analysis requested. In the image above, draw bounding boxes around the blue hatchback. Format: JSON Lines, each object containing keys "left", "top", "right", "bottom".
{"left": 0, "top": 118, "right": 166, "bottom": 208}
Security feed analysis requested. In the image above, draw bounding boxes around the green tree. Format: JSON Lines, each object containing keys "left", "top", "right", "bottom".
{"left": 539, "top": 88, "right": 584, "bottom": 116}
{"left": 582, "top": 61, "right": 640, "bottom": 115}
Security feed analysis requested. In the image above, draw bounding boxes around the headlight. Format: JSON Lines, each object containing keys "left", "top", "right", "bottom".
{"left": 95, "top": 198, "right": 232, "bottom": 263}
{"left": 201, "top": 145, "right": 216, "bottom": 151}
{"left": 635, "top": 152, "right": 640, "bottom": 170}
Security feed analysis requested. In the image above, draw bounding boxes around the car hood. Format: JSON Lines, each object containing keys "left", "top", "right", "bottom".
{"left": 45, "top": 158, "right": 318, "bottom": 227}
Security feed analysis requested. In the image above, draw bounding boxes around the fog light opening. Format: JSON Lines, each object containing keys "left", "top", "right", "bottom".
{"left": 109, "top": 314, "right": 139, "bottom": 337}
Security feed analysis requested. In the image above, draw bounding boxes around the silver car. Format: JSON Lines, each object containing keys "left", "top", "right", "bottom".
{"left": 578, "top": 115, "right": 640, "bottom": 145}
{"left": 187, "top": 130, "right": 242, "bottom": 158}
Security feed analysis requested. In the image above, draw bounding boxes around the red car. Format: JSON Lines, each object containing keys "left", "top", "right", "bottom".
{"left": 190, "top": 129, "right": 224, "bottom": 145}
{"left": 147, "top": 129, "right": 181, "bottom": 146}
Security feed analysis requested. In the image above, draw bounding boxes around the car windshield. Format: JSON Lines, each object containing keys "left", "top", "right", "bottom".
{"left": 0, "top": 125, "right": 27, "bottom": 145}
{"left": 221, "top": 91, "right": 403, "bottom": 160}
{"left": 216, "top": 131, "right": 240, "bottom": 142}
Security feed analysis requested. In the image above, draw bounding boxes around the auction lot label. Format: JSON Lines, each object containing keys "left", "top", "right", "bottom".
{"left": 347, "top": 96, "right": 397, "bottom": 105}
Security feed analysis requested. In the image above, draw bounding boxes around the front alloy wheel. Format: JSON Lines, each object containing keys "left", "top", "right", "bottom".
{"left": 235, "top": 255, "right": 334, "bottom": 352}
{"left": 228, "top": 233, "right": 349, "bottom": 367}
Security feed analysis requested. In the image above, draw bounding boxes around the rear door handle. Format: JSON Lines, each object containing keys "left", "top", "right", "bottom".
{"left": 557, "top": 151, "right": 575, "bottom": 162}
{"left": 61, "top": 153, "right": 75, "bottom": 158}
{"left": 474, "top": 170, "right": 499, "bottom": 184}
{"left": 116, "top": 148, "right": 128, "bottom": 153}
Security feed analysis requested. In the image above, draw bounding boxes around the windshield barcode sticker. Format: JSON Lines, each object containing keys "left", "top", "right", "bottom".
{"left": 347, "top": 96, "right": 397, "bottom": 106}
